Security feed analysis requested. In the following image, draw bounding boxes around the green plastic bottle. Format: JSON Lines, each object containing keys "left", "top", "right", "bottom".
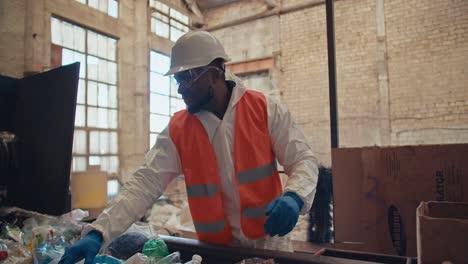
{"left": 142, "top": 238, "right": 170, "bottom": 262}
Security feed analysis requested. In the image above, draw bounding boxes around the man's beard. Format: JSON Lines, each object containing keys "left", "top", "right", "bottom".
{"left": 187, "top": 85, "right": 214, "bottom": 114}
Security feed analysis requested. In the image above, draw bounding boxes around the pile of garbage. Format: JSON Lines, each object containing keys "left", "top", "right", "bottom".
{"left": 0, "top": 207, "right": 275, "bottom": 264}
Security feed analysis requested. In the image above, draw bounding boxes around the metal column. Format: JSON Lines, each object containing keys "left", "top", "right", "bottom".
{"left": 326, "top": 0, "right": 339, "bottom": 148}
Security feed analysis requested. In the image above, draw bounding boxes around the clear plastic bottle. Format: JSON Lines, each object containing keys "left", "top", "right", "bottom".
{"left": 184, "top": 254, "right": 202, "bottom": 264}
{"left": 34, "top": 229, "right": 70, "bottom": 264}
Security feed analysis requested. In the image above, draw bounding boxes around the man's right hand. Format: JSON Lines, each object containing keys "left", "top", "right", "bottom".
{"left": 58, "top": 230, "right": 103, "bottom": 264}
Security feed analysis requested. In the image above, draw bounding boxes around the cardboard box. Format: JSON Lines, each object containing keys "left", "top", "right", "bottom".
{"left": 71, "top": 165, "right": 107, "bottom": 209}
{"left": 417, "top": 201, "right": 468, "bottom": 263}
{"left": 332, "top": 144, "right": 468, "bottom": 256}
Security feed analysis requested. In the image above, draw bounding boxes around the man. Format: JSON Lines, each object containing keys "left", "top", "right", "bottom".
{"left": 59, "top": 30, "right": 318, "bottom": 264}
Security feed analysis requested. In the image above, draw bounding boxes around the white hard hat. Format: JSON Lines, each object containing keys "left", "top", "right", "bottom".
{"left": 165, "top": 30, "right": 231, "bottom": 75}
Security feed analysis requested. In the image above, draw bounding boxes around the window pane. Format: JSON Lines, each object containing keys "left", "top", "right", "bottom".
{"left": 98, "top": 58, "right": 108, "bottom": 83}
{"left": 151, "top": 18, "right": 157, "bottom": 36}
{"left": 89, "top": 0, "right": 99, "bottom": 9}
{"left": 98, "top": 83, "right": 109, "bottom": 107}
{"left": 100, "top": 131, "right": 110, "bottom": 154}
{"left": 90, "top": 130, "right": 99, "bottom": 154}
{"left": 98, "top": 108, "right": 109, "bottom": 128}
{"left": 154, "top": 1, "right": 169, "bottom": 13}
{"left": 150, "top": 52, "right": 169, "bottom": 74}
{"left": 87, "top": 106, "right": 98, "bottom": 127}
{"left": 88, "top": 81, "right": 98, "bottom": 106}
{"left": 108, "top": 62, "right": 117, "bottom": 84}
{"left": 170, "top": 27, "right": 183, "bottom": 42}
{"left": 155, "top": 19, "right": 169, "bottom": 38}
{"left": 108, "top": 109, "right": 118, "bottom": 129}
{"left": 170, "top": 97, "right": 185, "bottom": 115}
{"left": 108, "top": 85, "right": 117, "bottom": 108}
{"left": 170, "top": 78, "right": 180, "bottom": 98}
{"left": 100, "top": 156, "right": 109, "bottom": 172}
{"left": 88, "top": 31, "right": 98, "bottom": 56}
{"left": 51, "top": 17, "right": 62, "bottom": 45}
{"left": 180, "top": 14, "right": 189, "bottom": 25}
{"left": 75, "top": 105, "right": 86, "bottom": 127}
{"left": 110, "top": 131, "right": 118, "bottom": 153}
{"left": 73, "top": 51, "right": 86, "bottom": 78}
{"left": 77, "top": 79, "right": 86, "bottom": 104}
{"left": 73, "top": 26, "right": 85, "bottom": 52}
{"left": 150, "top": 114, "right": 169, "bottom": 133}
{"left": 89, "top": 156, "right": 100, "bottom": 166}
{"left": 107, "top": 179, "right": 119, "bottom": 199}
{"left": 72, "top": 157, "right": 87, "bottom": 172}
{"left": 107, "top": 38, "right": 116, "bottom": 61}
{"left": 87, "top": 55, "right": 99, "bottom": 80}
{"left": 62, "top": 48, "right": 74, "bottom": 65}
{"left": 98, "top": 0, "right": 108, "bottom": 13}
{"left": 73, "top": 130, "right": 87, "bottom": 154}
{"left": 62, "top": 22, "right": 74, "bottom": 49}
{"left": 98, "top": 34, "right": 107, "bottom": 59}
{"left": 150, "top": 93, "right": 169, "bottom": 115}
{"left": 169, "top": 9, "right": 180, "bottom": 20}
{"left": 108, "top": 0, "right": 118, "bottom": 18}
{"left": 150, "top": 133, "right": 157, "bottom": 149}
{"left": 109, "top": 156, "right": 119, "bottom": 173}
{"left": 150, "top": 72, "right": 170, "bottom": 95}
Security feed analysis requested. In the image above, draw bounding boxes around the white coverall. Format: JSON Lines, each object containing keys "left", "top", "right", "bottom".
{"left": 84, "top": 74, "right": 319, "bottom": 252}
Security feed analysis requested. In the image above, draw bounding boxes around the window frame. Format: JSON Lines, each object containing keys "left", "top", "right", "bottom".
{"left": 149, "top": 50, "right": 184, "bottom": 148}
{"left": 51, "top": 16, "right": 120, "bottom": 177}
{"left": 75, "top": 0, "right": 119, "bottom": 18}
{"left": 149, "top": 1, "right": 190, "bottom": 42}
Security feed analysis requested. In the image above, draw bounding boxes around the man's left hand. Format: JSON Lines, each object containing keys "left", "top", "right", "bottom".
{"left": 264, "top": 192, "right": 304, "bottom": 237}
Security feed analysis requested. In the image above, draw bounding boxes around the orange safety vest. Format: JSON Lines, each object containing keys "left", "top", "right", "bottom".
{"left": 169, "top": 90, "right": 283, "bottom": 245}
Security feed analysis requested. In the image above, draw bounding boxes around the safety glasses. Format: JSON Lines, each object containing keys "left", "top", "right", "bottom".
{"left": 174, "top": 66, "right": 222, "bottom": 88}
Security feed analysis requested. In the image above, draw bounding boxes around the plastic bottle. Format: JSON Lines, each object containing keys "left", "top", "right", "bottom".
{"left": 0, "top": 242, "right": 8, "bottom": 261}
{"left": 184, "top": 254, "right": 202, "bottom": 264}
{"left": 34, "top": 229, "right": 70, "bottom": 264}
{"left": 142, "top": 238, "right": 169, "bottom": 262}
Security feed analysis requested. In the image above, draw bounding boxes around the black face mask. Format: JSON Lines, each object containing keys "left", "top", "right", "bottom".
{"left": 187, "top": 84, "right": 214, "bottom": 114}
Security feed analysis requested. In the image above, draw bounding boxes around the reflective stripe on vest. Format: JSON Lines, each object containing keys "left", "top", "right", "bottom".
{"left": 193, "top": 220, "right": 227, "bottom": 233}
{"left": 186, "top": 184, "right": 218, "bottom": 198}
{"left": 237, "top": 160, "right": 277, "bottom": 184}
{"left": 242, "top": 204, "right": 269, "bottom": 219}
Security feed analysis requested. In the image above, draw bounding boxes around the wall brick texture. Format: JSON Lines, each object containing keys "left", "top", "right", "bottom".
{"left": 208, "top": 0, "right": 468, "bottom": 165}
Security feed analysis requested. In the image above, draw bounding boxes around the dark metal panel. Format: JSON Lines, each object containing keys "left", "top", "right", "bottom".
{"left": 160, "top": 235, "right": 384, "bottom": 264}
{"left": 9, "top": 63, "right": 79, "bottom": 215}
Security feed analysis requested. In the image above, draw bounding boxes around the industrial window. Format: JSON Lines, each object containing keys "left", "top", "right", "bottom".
{"left": 149, "top": 1, "right": 190, "bottom": 42}
{"left": 50, "top": 17, "right": 119, "bottom": 177}
{"left": 75, "top": 0, "right": 119, "bottom": 18}
{"left": 149, "top": 51, "right": 185, "bottom": 148}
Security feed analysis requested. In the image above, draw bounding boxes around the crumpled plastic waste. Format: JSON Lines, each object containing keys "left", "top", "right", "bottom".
{"left": 106, "top": 232, "right": 150, "bottom": 260}
{"left": 153, "top": 251, "right": 181, "bottom": 264}
{"left": 123, "top": 253, "right": 149, "bottom": 264}
{"left": 33, "top": 229, "right": 70, "bottom": 264}
{"left": 94, "top": 254, "right": 123, "bottom": 264}
{"left": 0, "top": 238, "right": 32, "bottom": 264}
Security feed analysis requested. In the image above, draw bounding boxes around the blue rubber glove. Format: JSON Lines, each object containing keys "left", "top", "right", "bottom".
{"left": 264, "top": 192, "right": 304, "bottom": 237}
{"left": 58, "top": 230, "right": 103, "bottom": 264}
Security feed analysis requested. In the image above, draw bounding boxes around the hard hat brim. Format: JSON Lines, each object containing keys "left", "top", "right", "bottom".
{"left": 165, "top": 57, "right": 231, "bottom": 76}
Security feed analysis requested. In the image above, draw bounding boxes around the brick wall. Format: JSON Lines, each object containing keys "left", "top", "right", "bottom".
{"left": 0, "top": 1, "right": 26, "bottom": 78}
{"left": 207, "top": 0, "right": 468, "bottom": 165}
{"left": 385, "top": 0, "right": 468, "bottom": 145}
